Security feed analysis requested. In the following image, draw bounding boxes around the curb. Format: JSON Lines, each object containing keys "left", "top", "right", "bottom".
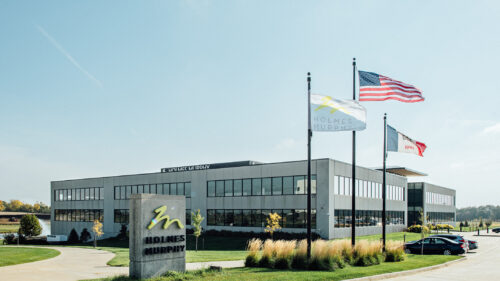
{"left": 348, "top": 256, "right": 467, "bottom": 281}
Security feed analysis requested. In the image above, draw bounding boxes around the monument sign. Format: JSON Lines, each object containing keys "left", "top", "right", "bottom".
{"left": 129, "top": 194, "right": 186, "bottom": 278}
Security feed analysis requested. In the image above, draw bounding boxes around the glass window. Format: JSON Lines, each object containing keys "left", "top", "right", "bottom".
{"left": 334, "top": 176, "right": 339, "bottom": 195}
{"left": 177, "top": 183, "right": 185, "bottom": 196}
{"left": 162, "top": 184, "right": 169, "bottom": 195}
{"left": 283, "top": 176, "right": 293, "bottom": 195}
{"left": 224, "top": 209, "right": 234, "bottom": 226}
{"left": 138, "top": 185, "right": 144, "bottom": 194}
{"left": 339, "top": 176, "right": 345, "bottom": 195}
{"left": 243, "top": 179, "right": 251, "bottom": 196}
{"left": 70, "top": 189, "right": 75, "bottom": 201}
{"left": 216, "top": 210, "right": 225, "bottom": 226}
{"left": 251, "top": 209, "right": 261, "bottom": 227}
{"left": 120, "top": 186, "right": 125, "bottom": 200}
{"left": 272, "top": 177, "right": 282, "bottom": 195}
{"left": 75, "top": 189, "right": 81, "bottom": 201}
{"left": 207, "top": 209, "right": 216, "bottom": 225}
{"left": 85, "top": 188, "right": 90, "bottom": 200}
{"left": 216, "top": 181, "right": 225, "bottom": 197}
{"left": 185, "top": 182, "right": 191, "bottom": 197}
{"left": 126, "top": 186, "right": 131, "bottom": 199}
{"left": 172, "top": 183, "right": 178, "bottom": 195}
{"left": 89, "top": 188, "right": 94, "bottom": 200}
{"left": 262, "top": 178, "right": 272, "bottom": 195}
{"left": 281, "top": 209, "right": 291, "bottom": 228}
{"left": 234, "top": 209, "right": 243, "bottom": 226}
{"left": 224, "top": 180, "right": 233, "bottom": 197}
{"left": 312, "top": 209, "right": 317, "bottom": 229}
{"left": 115, "top": 187, "right": 120, "bottom": 199}
{"left": 132, "top": 185, "right": 137, "bottom": 194}
{"left": 252, "top": 178, "right": 262, "bottom": 196}
{"left": 144, "top": 184, "right": 150, "bottom": 194}
{"left": 186, "top": 209, "right": 191, "bottom": 225}
{"left": 150, "top": 184, "right": 157, "bottom": 194}
{"left": 295, "top": 209, "right": 306, "bottom": 228}
{"left": 207, "top": 181, "right": 215, "bottom": 197}
{"left": 242, "top": 210, "right": 251, "bottom": 226}
{"left": 312, "top": 175, "right": 317, "bottom": 194}
{"left": 233, "top": 180, "right": 242, "bottom": 196}
{"left": 294, "top": 176, "right": 305, "bottom": 194}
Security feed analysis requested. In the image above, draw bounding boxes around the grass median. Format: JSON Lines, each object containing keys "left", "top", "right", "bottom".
{"left": 0, "top": 247, "right": 60, "bottom": 267}
{"left": 85, "top": 254, "right": 462, "bottom": 281}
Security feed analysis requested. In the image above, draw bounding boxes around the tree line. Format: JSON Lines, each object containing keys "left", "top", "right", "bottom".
{"left": 457, "top": 205, "right": 500, "bottom": 221}
{"left": 0, "top": 200, "right": 50, "bottom": 214}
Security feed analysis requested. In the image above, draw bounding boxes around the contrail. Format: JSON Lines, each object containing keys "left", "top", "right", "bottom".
{"left": 35, "top": 25, "right": 103, "bottom": 88}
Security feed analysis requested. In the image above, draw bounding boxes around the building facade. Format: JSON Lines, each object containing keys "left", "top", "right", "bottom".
{"left": 407, "top": 182, "right": 456, "bottom": 227}
{"left": 51, "top": 159, "right": 408, "bottom": 240}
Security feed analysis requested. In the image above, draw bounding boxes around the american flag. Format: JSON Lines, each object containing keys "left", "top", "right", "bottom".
{"left": 358, "top": 71, "right": 424, "bottom": 103}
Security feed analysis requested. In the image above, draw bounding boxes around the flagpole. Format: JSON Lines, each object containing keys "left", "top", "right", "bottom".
{"left": 307, "top": 72, "right": 312, "bottom": 259}
{"left": 351, "top": 58, "right": 357, "bottom": 246}
{"left": 382, "top": 113, "right": 387, "bottom": 250}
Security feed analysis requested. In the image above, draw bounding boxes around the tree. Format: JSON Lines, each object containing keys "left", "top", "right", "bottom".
{"left": 479, "top": 218, "right": 484, "bottom": 228}
{"left": 33, "top": 203, "right": 41, "bottom": 213}
{"left": 0, "top": 200, "right": 5, "bottom": 212}
{"left": 191, "top": 209, "right": 204, "bottom": 251}
{"left": 9, "top": 200, "right": 23, "bottom": 211}
{"left": 485, "top": 220, "right": 492, "bottom": 233}
{"left": 19, "top": 214, "right": 42, "bottom": 237}
{"left": 265, "top": 212, "right": 282, "bottom": 239}
{"left": 418, "top": 210, "right": 429, "bottom": 255}
{"left": 92, "top": 219, "right": 104, "bottom": 248}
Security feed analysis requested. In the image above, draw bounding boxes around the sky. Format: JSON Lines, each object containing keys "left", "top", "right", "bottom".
{"left": 0, "top": 1, "right": 499, "bottom": 208}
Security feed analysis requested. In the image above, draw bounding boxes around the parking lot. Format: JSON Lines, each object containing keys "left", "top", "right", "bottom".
{"left": 387, "top": 230, "right": 500, "bottom": 280}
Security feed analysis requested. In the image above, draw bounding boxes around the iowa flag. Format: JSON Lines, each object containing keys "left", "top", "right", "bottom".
{"left": 387, "top": 125, "right": 427, "bottom": 157}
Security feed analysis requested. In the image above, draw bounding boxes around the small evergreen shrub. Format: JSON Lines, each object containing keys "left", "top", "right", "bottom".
{"left": 80, "top": 228, "right": 91, "bottom": 242}
{"left": 68, "top": 229, "right": 80, "bottom": 244}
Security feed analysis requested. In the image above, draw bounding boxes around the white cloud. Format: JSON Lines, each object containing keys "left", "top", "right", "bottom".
{"left": 482, "top": 123, "right": 500, "bottom": 135}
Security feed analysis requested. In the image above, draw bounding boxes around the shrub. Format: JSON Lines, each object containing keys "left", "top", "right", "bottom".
{"left": 325, "top": 240, "right": 347, "bottom": 269}
{"left": 309, "top": 240, "right": 334, "bottom": 271}
{"left": 353, "top": 240, "right": 382, "bottom": 266}
{"left": 116, "top": 225, "right": 128, "bottom": 240}
{"left": 407, "top": 224, "right": 429, "bottom": 233}
{"left": 291, "top": 239, "right": 309, "bottom": 270}
{"left": 68, "top": 229, "right": 80, "bottom": 244}
{"left": 274, "top": 240, "right": 295, "bottom": 269}
{"left": 3, "top": 234, "right": 17, "bottom": 244}
{"left": 19, "top": 214, "right": 42, "bottom": 237}
{"left": 244, "top": 238, "right": 262, "bottom": 267}
{"left": 80, "top": 228, "right": 91, "bottom": 242}
{"left": 259, "top": 239, "right": 276, "bottom": 268}
{"left": 385, "top": 241, "right": 405, "bottom": 262}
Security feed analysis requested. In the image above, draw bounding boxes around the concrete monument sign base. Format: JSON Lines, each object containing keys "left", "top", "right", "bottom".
{"left": 129, "top": 194, "right": 186, "bottom": 279}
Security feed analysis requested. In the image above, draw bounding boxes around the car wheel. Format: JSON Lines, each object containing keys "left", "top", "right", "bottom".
{"left": 443, "top": 250, "right": 452, "bottom": 255}
{"left": 404, "top": 248, "right": 412, "bottom": 254}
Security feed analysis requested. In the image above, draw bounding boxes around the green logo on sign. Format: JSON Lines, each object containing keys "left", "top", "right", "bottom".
{"left": 147, "top": 206, "right": 185, "bottom": 230}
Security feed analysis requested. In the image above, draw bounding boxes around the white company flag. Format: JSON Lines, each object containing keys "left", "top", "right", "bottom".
{"left": 310, "top": 94, "right": 367, "bottom": 132}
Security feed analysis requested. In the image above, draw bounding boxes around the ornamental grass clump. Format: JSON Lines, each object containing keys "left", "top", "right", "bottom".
{"left": 334, "top": 239, "right": 354, "bottom": 264}
{"left": 291, "top": 239, "right": 309, "bottom": 270}
{"left": 385, "top": 240, "right": 405, "bottom": 262}
{"left": 309, "top": 240, "right": 335, "bottom": 271}
{"left": 353, "top": 240, "right": 383, "bottom": 266}
{"left": 325, "top": 240, "right": 347, "bottom": 269}
{"left": 274, "top": 240, "right": 296, "bottom": 269}
{"left": 259, "top": 239, "right": 277, "bottom": 268}
{"left": 244, "top": 238, "right": 262, "bottom": 267}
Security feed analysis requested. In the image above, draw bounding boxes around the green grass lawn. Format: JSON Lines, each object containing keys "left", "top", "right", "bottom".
{"left": 85, "top": 254, "right": 462, "bottom": 281}
{"left": 0, "top": 224, "right": 19, "bottom": 233}
{"left": 0, "top": 247, "right": 60, "bottom": 267}
{"left": 77, "top": 232, "right": 426, "bottom": 267}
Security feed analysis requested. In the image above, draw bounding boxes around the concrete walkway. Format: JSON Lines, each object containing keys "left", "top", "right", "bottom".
{"left": 385, "top": 230, "right": 500, "bottom": 281}
{"left": 0, "top": 246, "right": 244, "bottom": 281}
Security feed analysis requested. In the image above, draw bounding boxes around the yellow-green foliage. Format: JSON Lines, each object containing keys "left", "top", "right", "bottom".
{"left": 407, "top": 224, "right": 430, "bottom": 233}
{"left": 385, "top": 241, "right": 405, "bottom": 262}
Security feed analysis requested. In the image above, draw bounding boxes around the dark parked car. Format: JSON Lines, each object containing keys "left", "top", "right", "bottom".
{"left": 468, "top": 240, "right": 478, "bottom": 250}
{"left": 492, "top": 227, "right": 500, "bottom": 233}
{"left": 404, "top": 237, "right": 466, "bottom": 255}
{"left": 430, "top": 234, "right": 468, "bottom": 251}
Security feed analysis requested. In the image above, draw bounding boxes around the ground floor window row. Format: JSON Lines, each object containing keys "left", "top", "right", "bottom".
{"left": 206, "top": 209, "right": 317, "bottom": 229}
{"left": 334, "top": 176, "right": 405, "bottom": 201}
{"left": 113, "top": 209, "right": 192, "bottom": 225}
{"left": 207, "top": 175, "right": 317, "bottom": 197}
{"left": 114, "top": 182, "right": 191, "bottom": 200}
{"left": 54, "top": 209, "right": 104, "bottom": 222}
{"left": 334, "top": 209, "right": 405, "bottom": 228}
{"left": 54, "top": 187, "right": 104, "bottom": 201}
{"left": 427, "top": 212, "right": 455, "bottom": 223}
